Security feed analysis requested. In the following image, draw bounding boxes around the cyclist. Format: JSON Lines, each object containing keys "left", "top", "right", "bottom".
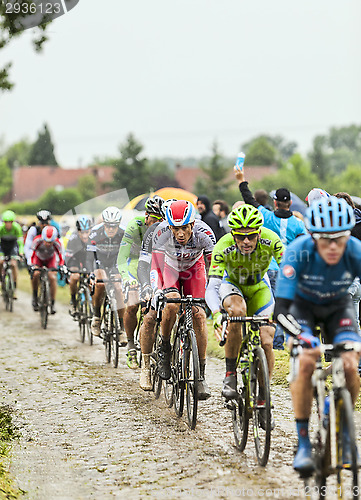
{"left": 205, "top": 204, "right": 284, "bottom": 422}
{"left": 137, "top": 198, "right": 175, "bottom": 390}
{"left": 25, "top": 210, "right": 60, "bottom": 265}
{"left": 30, "top": 225, "right": 65, "bottom": 314}
{"left": 117, "top": 196, "right": 164, "bottom": 369}
{"left": 151, "top": 200, "right": 216, "bottom": 400}
{"left": 275, "top": 196, "right": 361, "bottom": 473}
{"left": 0, "top": 210, "right": 25, "bottom": 299}
{"left": 88, "top": 206, "right": 126, "bottom": 342}
{"left": 65, "top": 215, "right": 93, "bottom": 316}
{"left": 235, "top": 165, "right": 306, "bottom": 349}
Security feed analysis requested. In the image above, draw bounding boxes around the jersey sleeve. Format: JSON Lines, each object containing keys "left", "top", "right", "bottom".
{"left": 208, "top": 239, "right": 227, "bottom": 280}
{"left": 117, "top": 219, "right": 137, "bottom": 281}
{"left": 275, "top": 241, "right": 302, "bottom": 300}
{"left": 271, "top": 234, "right": 285, "bottom": 265}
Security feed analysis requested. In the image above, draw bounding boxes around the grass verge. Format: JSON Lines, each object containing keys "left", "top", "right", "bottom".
{"left": 0, "top": 406, "right": 22, "bottom": 499}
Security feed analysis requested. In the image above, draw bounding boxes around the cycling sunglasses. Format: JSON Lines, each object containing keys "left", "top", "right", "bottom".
{"left": 104, "top": 223, "right": 119, "bottom": 229}
{"left": 312, "top": 230, "right": 350, "bottom": 244}
{"left": 232, "top": 230, "right": 259, "bottom": 241}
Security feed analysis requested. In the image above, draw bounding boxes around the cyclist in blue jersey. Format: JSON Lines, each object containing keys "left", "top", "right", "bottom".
{"left": 235, "top": 165, "right": 307, "bottom": 349}
{"left": 274, "top": 197, "right": 361, "bottom": 474}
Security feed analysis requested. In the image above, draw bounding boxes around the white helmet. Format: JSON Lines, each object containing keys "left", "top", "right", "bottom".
{"left": 102, "top": 206, "right": 122, "bottom": 225}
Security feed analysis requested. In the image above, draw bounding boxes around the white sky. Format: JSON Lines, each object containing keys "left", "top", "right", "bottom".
{"left": 1, "top": 0, "right": 361, "bottom": 167}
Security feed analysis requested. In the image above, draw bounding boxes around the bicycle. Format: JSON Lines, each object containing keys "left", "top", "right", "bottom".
{"left": 289, "top": 338, "right": 361, "bottom": 499}
{"left": 31, "top": 265, "right": 58, "bottom": 330}
{"left": 158, "top": 295, "right": 205, "bottom": 430}
{"left": 68, "top": 269, "right": 94, "bottom": 345}
{"left": 1, "top": 255, "right": 18, "bottom": 312}
{"left": 220, "top": 314, "right": 273, "bottom": 466}
{"left": 96, "top": 275, "right": 124, "bottom": 368}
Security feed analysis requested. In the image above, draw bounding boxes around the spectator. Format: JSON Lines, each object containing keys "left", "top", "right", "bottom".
{"left": 212, "top": 199, "right": 231, "bottom": 233}
{"left": 305, "top": 188, "right": 330, "bottom": 206}
{"left": 254, "top": 189, "right": 272, "bottom": 211}
{"left": 197, "top": 195, "right": 226, "bottom": 241}
{"left": 231, "top": 200, "right": 245, "bottom": 211}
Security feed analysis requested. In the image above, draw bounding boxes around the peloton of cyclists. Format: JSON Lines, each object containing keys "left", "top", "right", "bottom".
{"left": 30, "top": 225, "right": 65, "bottom": 314}
{"left": 0, "top": 210, "right": 25, "bottom": 299}
{"left": 151, "top": 199, "right": 216, "bottom": 400}
{"left": 117, "top": 196, "right": 164, "bottom": 369}
{"left": 275, "top": 196, "right": 361, "bottom": 473}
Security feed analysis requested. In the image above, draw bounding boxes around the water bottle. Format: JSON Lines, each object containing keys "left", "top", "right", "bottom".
{"left": 323, "top": 395, "right": 330, "bottom": 429}
{"left": 235, "top": 152, "right": 246, "bottom": 172}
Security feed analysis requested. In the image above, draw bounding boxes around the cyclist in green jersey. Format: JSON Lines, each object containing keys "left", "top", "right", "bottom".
{"left": 205, "top": 205, "right": 284, "bottom": 416}
{"left": 117, "top": 196, "right": 163, "bottom": 369}
{"left": 0, "top": 210, "right": 25, "bottom": 299}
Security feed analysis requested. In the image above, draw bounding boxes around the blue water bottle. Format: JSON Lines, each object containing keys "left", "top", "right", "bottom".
{"left": 235, "top": 152, "right": 246, "bottom": 172}
{"left": 323, "top": 395, "right": 330, "bottom": 429}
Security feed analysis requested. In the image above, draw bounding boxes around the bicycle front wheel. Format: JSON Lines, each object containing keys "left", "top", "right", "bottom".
{"left": 173, "top": 330, "right": 185, "bottom": 417}
{"left": 151, "top": 324, "right": 162, "bottom": 399}
{"left": 251, "top": 346, "right": 271, "bottom": 466}
{"left": 84, "top": 288, "right": 93, "bottom": 346}
{"left": 4, "top": 270, "right": 14, "bottom": 312}
{"left": 185, "top": 330, "right": 200, "bottom": 430}
{"left": 335, "top": 388, "right": 358, "bottom": 499}
{"left": 110, "top": 311, "right": 120, "bottom": 368}
{"left": 78, "top": 293, "right": 86, "bottom": 343}
{"left": 39, "top": 279, "right": 49, "bottom": 329}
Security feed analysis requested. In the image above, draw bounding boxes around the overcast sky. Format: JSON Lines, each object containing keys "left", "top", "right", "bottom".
{"left": 1, "top": 0, "right": 361, "bottom": 167}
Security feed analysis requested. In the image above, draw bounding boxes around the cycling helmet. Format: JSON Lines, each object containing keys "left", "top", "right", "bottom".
{"left": 76, "top": 215, "right": 92, "bottom": 231}
{"left": 144, "top": 195, "right": 164, "bottom": 216}
{"left": 160, "top": 198, "right": 177, "bottom": 219}
{"left": 166, "top": 200, "right": 196, "bottom": 227}
{"left": 305, "top": 188, "right": 330, "bottom": 206}
{"left": 305, "top": 196, "right": 355, "bottom": 233}
{"left": 41, "top": 225, "right": 57, "bottom": 242}
{"left": 228, "top": 204, "right": 264, "bottom": 231}
{"left": 2, "top": 210, "right": 16, "bottom": 222}
{"left": 37, "top": 210, "right": 52, "bottom": 223}
{"left": 102, "top": 206, "right": 122, "bottom": 225}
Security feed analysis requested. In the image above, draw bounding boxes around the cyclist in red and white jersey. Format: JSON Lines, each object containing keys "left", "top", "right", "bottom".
{"left": 151, "top": 200, "right": 216, "bottom": 400}
{"left": 30, "top": 226, "right": 65, "bottom": 314}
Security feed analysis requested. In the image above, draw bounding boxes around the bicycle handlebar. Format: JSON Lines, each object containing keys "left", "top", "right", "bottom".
{"left": 219, "top": 314, "right": 272, "bottom": 346}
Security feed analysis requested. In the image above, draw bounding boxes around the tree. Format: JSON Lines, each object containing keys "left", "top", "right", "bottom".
{"left": 3, "top": 138, "right": 32, "bottom": 169}
{"left": 242, "top": 136, "right": 278, "bottom": 166}
{"left": 110, "top": 133, "right": 150, "bottom": 199}
{"left": 0, "top": 4, "right": 50, "bottom": 91}
{"left": 309, "top": 135, "right": 328, "bottom": 182}
{"left": 194, "top": 141, "right": 233, "bottom": 201}
{"left": 28, "top": 123, "right": 58, "bottom": 166}
{"left": 77, "top": 175, "right": 96, "bottom": 202}
{"left": 243, "top": 134, "right": 297, "bottom": 162}
{"left": 148, "top": 159, "right": 179, "bottom": 191}
{"left": 0, "top": 157, "right": 12, "bottom": 201}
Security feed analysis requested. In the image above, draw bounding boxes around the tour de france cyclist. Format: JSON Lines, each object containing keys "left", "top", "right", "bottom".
{"left": 205, "top": 204, "right": 284, "bottom": 428}
{"left": 151, "top": 199, "right": 216, "bottom": 400}
{"left": 30, "top": 225, "right": 65, "bottom": 314}
{"left": 275, "top": 196, "right": 361, "bottom": 473}
{"left": 0, "top": 210, "right": 25, "bottom": 299}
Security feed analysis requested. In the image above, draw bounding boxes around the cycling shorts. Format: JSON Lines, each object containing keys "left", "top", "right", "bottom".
{"left": 163, "top": 259, "right": 207, "bottom": 298}
{"left": 290, "top": 295, "right": 361, "bottom": 343}
{"left": 0, "top": 243, "right": 19, "bottom": 258}
{"left": 32, "top": 254, "right": 58, "bottom": 269}
{"left": 219, "top": 273, "right": 274, "bottom": 317}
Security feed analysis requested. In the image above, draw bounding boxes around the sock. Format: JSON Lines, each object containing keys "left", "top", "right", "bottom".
{"left": 296, "top": 419, "right": 311, "bottom": 447}
{"left": 225, "top": 358, "right": 237, "bottom": 375}
{"left": 127, "top": 340, "right": 136, "bottom": 351}
{"left": 94, "top": 306, "right": 101, "bottom": 317}
{"left": 200, "top": 359, "right": 206, "bottom": 378}
{"left": 71, "top": 294, "right": 76, "bottom": 303}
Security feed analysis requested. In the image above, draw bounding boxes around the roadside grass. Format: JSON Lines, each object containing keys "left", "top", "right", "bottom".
{"left": 0, "top": 406, "right": 22, "bottom": 499}
{"left": 17, "top": 268, "right": 69, "bottom": 306}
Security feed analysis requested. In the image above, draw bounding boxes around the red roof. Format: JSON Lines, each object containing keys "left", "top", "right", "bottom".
{"left": 12, "top": 166, "right": 115, "bottom": 202}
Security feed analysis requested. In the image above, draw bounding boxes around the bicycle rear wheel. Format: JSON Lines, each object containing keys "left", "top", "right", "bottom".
{"left": 185, "top": 329, "right": 200, "bottom": 430}
{"left": 335, "top": 388, "right": 358, "bottom": 499}
{"left": 103, "top": 304, "right": 112, "bottom": 363}
{"left": 173, "top": 329, "right": 185, "bottom": 417}
{"left": 251, "top": 346, "right": 271, "bottom": 466}
{"left": 232, "top": 381, "right": 250, "bottom": 452}
{"left": 39, "top": 279, "right": 49, "bottom": 329}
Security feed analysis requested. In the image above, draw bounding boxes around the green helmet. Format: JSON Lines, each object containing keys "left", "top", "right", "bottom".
{"left": 228, "top": 204, "right": 263, "bottom": 231}
{"left": 2, "top": 210, "right": 16, "bottom": 222}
